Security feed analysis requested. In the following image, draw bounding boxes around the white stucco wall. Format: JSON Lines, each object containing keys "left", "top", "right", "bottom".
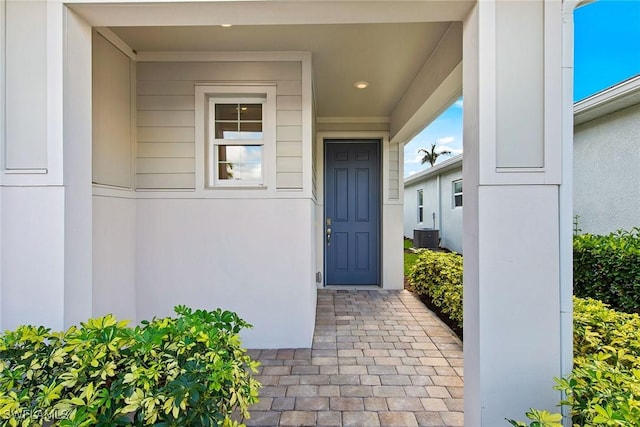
{"left": 1, "top": 187, "right": 66, "bottom": 330}
{"left": 403, "top": 160, "right": 463, "bottom": 254}
{"left": 135, "top": 198, "right": 316, "bottom": 348}
{"left": 574, "top": 102, "right": 640, "bottom": 234}
{"left": 439, "top": 168, "right": 463, "bottom": 254}
{"left": 92, "top": 194, "right": 137, "bottom": 322}
{"left": 382, "top": 203, "right": 404, "bottom": 289}
{"left": 404, "top": 177, "right": 438, "bottom": 235}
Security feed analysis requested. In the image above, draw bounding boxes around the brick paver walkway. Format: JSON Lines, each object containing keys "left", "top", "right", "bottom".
{"left": 243, "top": 289, "right": 463, "bottom": 426}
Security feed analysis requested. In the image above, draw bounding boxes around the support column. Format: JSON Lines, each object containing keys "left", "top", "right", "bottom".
{"left": 1, "top": 1, "right": 93, "bottom": 330}
{"left": 1, "top": 0, "right": 64, "bottom": 330}
{"left": 63, "top": 8, "right": 94, "bottom": 326}
{"left": 463, "top": 1, "right": 572, "bottom": 425}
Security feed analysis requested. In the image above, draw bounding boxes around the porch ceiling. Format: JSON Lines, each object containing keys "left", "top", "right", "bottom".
{"left": 110, "top": 23, "right": 452, "bottom": 119}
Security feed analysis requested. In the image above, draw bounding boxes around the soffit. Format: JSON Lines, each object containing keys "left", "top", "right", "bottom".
{"left": 110, "top": 23, "right": 452, "bottom": 118}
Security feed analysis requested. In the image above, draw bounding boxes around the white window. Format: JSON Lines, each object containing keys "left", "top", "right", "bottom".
{"left": 195, "top": 84, "right": 276, "bottom": 193}
{"left": 209, "top": 98, "right": 265, "bottom": 186}
{"left": 417, "top": 189, "right": 424, "bottom": 222}
{"left": 453, "top": 180, "right": 463, "bottom": 208}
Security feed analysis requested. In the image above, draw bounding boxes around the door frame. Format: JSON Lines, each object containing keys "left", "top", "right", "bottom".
{"left": 316, "top": 131, "right": 390, "bottom": 288}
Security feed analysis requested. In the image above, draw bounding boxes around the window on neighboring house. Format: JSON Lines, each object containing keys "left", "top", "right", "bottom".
{"left": 417, "top": 189, "right": 424, "bottom": 222}
{"left": 453, "top": 180, "right": 463, "bottom": 208}
{"left": 209, "top": 98, "right": 265, "bottom": 186}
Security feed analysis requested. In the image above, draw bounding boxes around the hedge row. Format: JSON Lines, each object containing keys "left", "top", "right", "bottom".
{"left": 555, "top": 297, "right": 640, "bottom": 426}
{"left": 407, "top": 250, "right": 463, "bottom": 331}
{"left": 408, "top": 227, "right": 640, "bottom": 326}
{"left": 0, "top": 306, "right": 260, "bottom": 427}
{"left": 407, "top": 244, "right": 640, "bottom": 425}
{"left": 568, "top": 229, "right": 640, "bottom": 425}
{"left": 574, "top": 228, "right": 640, "bottom": 313}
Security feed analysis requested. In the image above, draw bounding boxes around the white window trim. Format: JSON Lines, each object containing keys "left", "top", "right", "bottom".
{"left": 453, "top": 179, "right": 463, "bottom": 208}
{"left": 417, "top": 189, "right": 424, "bottom": 223}
{"left": 194, "top": 84, "right": 277, "bottom": 195}
{"left": 208, "top": 97, "right": 266, "bottom": 187}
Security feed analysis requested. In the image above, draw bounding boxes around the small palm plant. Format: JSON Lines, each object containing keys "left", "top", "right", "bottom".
{"left": 418, "top": 143, "right": 451, "bottom": 166}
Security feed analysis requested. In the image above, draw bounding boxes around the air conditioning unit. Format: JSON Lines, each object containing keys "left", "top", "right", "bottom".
{"left": 413, "top": 228, "right": 439, "bottom": 249}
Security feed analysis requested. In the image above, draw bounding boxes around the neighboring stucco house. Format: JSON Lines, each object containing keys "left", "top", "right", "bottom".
{"left": 0, "top": 1, "right": 581, "bottom": 425}
{"left": 573, "top": 75, "right": 640, "bottom": 234}
{"left": 404, "top": 154, "right": 463, "bottom": 254}
{"left": 404, "top": 74, "right": 640, "bottom": 255}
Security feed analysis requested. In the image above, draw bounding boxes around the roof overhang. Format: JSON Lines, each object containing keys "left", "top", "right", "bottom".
{"left": 404, "top": 153, "right": 463, "bottom": 186}
{"left": 65, "top": 0, "right": 470, "bottom": 143}
{"left": 574, "top": 74, "right": 640, "bottom": 125}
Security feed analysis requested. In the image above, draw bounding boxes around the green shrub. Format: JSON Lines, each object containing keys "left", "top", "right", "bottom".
{"left": 511, "top": 298, "right": 640, "bottom": 426}
{"left": 407, "top": 250, "right": 463, "bottom": 330}
{"left": 572, "top": 296, "right": 640, "bottom": 359}
{"left": 574, "top": 228, "right": 640, "bottom": 313}
{"left": 0, "top": 306, "right": 260, "bottom": 427}
{"left": 506, "top": 408, "right": 563, "bottom": 427}
{"left": 554, "top": 297, "right": 640, "bottom": 426}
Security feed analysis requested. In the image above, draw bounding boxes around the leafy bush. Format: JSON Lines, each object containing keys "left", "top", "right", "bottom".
{"left": 407, "top": 250, "right": 463, "bottom": 330}
{"left": 0, "top": 306, "right": 260, "bottom": 427}
{"left": 506, "top": 408, "right": 563, "bottom": 427}
{"left": 555, "top": 297, "right": 640, "bottom": 426}
{"left": 510, "top": 298, "right": 640, "bottom": 426}
{"left": 574, "top": 228, "right": 640, "bottom": 313}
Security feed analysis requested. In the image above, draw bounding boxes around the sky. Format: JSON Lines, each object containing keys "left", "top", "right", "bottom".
{"left": 404, "top": 0, "right": 640, "bottom": 178}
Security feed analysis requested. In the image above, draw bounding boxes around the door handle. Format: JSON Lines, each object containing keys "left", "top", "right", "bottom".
{"left": 326, "top": 217, "right": 332, "bottom": 246}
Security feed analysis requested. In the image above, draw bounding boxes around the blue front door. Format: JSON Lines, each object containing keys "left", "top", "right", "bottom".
{"left": 325, "top": 141, "right": 380, "bottom": 285}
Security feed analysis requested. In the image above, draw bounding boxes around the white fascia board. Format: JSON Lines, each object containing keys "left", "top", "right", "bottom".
{"left": 574, "top": 74, "right": 640, "bottom": 125}
{"left": 136, "top": 51, "right": 311, "bottom": 63}
{"left": 403, "top": 154, "right": 463, "bottom": 186}
{"left": 317, "top": 117, "right": 390, "bottom": 124}
{"left": 65, "top": 1, "right": 474, "bottom": 27}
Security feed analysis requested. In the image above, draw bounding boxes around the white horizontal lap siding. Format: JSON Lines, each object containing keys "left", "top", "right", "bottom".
{"left": 388, "top": 144, "right": 400, "bottom": 200}
{"left": 137, "top": 79, "right": 195, "bottom": 189}
{"left": 311, "top": 105, "right": 318, "bottom": 199}
{"left": 135, "top": 61, "right": 302, "bottom": 191}
{"left": 138, "top": 111, "right": 194, "bottom": 127}
{"left": 276, "top": 90, "right": 303, "bottom": 190}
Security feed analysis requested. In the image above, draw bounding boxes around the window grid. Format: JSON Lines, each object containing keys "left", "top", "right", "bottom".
{"left": 209, "top": 99, "right": 266, "bottom": 186}
{"left": 453, "top": 180, "right": 463, "bottom": 208}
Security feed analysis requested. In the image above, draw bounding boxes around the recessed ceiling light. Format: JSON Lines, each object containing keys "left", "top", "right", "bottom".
{"left": 221, "top": 24, "right": 232, "bottom": 28}
{"left": 354, "top": 81, "right": 369, "bottom": 89}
